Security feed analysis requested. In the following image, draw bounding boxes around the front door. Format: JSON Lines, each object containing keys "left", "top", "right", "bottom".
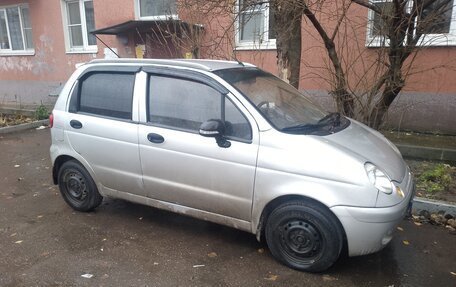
{"left": 138, "top": 73, "right": 258, "bottom": 221}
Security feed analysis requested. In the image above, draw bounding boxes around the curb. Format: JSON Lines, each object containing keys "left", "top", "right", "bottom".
{"left": 0, "top": 119, "right": 49, "bottom": 134}
{"left": 412, "top": 197, "right": 456, "bottom": 216}
{"left": 396, "top": 144, "right": 456, "bottom": 162}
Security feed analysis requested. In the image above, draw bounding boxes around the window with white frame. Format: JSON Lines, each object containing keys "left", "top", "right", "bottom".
{"left": 367, "top": 0, "right": 456, "bottom": 46}
{"left": 236, "top": 0, "right": 276, "bottom": 49}
{"left": 0, "top": 4, "right": 34, "bottom": 55}
{"left": 136, "top": 0, "right": 177, "bottom": 20}
{"left": 62, "top": 0, "right": 96, "bottom": 52}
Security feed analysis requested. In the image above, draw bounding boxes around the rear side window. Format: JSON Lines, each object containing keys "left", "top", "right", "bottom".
{"left": 77, "top": 72, "right": 135, "bottom": 120}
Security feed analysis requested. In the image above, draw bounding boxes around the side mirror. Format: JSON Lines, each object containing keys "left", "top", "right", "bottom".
{"left": 199, "top": 119, "right": 224, "bottom": 137}
{"left": 199, "top": 119, "right": 231, "bottom": 148}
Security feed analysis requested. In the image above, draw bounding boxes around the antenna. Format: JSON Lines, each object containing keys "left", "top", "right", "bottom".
{"left": 93, "top": 34, "right": 121, "bottom": 58}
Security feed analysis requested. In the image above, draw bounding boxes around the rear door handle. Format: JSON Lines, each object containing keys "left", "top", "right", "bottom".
{"left": 147, "top": 133, "right": 164, "bottom": 144}
{"left": 70, "top": 120, "right": 83, "bottom": 129}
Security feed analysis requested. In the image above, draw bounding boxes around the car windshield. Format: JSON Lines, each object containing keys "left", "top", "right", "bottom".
{"left": 214, "top": 68, "right": 328, "bottom": 131}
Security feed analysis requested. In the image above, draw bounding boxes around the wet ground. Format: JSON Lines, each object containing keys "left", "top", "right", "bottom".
{"left": 0, "top": 129, "right": 455, "bottom": 287}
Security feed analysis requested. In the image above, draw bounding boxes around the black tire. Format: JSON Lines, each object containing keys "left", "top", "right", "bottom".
{"left": 265, "top": 200, "right": 343, "bottom": 272}
{"left": 57, "top": 160, "right": 102, "bottom": 212}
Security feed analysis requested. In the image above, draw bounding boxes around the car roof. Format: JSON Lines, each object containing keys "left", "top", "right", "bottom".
{"left": 88, "top": 58, "right": 256, "bottom": 72}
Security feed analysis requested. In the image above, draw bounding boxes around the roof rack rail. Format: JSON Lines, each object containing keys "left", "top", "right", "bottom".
{"left": 89, "top": 58, "right": 212, "bottom": 71}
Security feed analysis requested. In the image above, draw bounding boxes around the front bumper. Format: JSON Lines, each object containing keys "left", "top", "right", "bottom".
{"left": 331, "top": 171, "right": 415, "bottom": 257}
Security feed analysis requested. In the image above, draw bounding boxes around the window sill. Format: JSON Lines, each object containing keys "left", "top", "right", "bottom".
{"left": 137, "top": 14, "right": 179, "bottom": 21}
{"left": 0, "top": 50, "right": 35, "bottom": 56}
{"left": 366, "top": 35, "right": 456, "bottom": 48}
{"left": 235, "top": 42, "right": 277, "bottom": 51}
{"left": 66, "top": 48, "right": 98, "bottom": 54}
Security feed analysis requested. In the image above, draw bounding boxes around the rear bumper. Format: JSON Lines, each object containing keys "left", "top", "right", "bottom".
{"left": 331, "top": 178, "right": 415, "bottom": 257}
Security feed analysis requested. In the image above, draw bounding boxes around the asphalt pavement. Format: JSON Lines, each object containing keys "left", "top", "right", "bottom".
{"left": 0, "top": 129, "right": 455, "bottom": 287}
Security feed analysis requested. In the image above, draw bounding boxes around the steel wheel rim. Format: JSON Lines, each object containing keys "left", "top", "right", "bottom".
{"left": 63, "top": 170, "right": 87, "bottom": 202}
{"left": 279, "top": 219, "right": 324, "bottom": 261}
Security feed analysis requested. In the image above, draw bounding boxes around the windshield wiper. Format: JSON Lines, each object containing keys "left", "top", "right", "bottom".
{"left": 281, "top": 112, "right": 342, "bottom": 134}
{"left": 318, "top": 112, "right": 341, "bottom": 126}
{"left": 281, "top": 123, "right": 320, "bottom": 132}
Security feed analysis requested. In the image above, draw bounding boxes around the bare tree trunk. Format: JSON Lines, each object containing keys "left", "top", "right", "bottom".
{"left": 273, "top": 0, "right": 303, "bottom": 89}
{"left": 369, "top": 68, "right": 404, "bottom": 129}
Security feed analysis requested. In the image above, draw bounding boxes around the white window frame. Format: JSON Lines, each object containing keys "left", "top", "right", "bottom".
{"left": 0, "top": 3, "right": 34, "bottom": 56}
{"left": 61, "top": 0, "right": 97, "bottom": 54}
{"left": 235, "top": 0, "right": 276, "bottom": 50}
{"left": 134, "top": 0, "right": 178, "bottom": 20}
{"left": 366, "top": 0, "right": 456, "bottom": 47}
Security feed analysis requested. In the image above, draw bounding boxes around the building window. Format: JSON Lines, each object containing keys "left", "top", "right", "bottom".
{"left": 137, "top": 0, "right": 177, "bottom": 20}
{"left": 62, "top": 0, "right": 96, "bottom": 52}
{"left": 367, "top": 0, "right": 456, "bottom": 46}
{"left": 0, "top": 4, "right": 34, "bottom": 55}
{"left": 236, "top": 0, "right": 276, "bottom": 50}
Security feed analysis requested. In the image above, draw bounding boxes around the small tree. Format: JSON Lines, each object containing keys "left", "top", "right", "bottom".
{"left": 276, "top": 0, "right": 456, "bottom": 128}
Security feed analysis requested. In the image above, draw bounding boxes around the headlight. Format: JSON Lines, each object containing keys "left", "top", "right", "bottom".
{"left": 364, "top": 163, "right": 395, "bottom": 194}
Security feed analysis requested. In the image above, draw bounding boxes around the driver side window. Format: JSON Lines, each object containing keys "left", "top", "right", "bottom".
{"left": 148, "top": 74, "right": 252, "bottom": 141}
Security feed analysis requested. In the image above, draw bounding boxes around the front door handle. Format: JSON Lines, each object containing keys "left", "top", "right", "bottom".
{"left": 147, "top": 133, "right": 164, "bottom": 144}
{"left": 70, "top": 120, "right": 83, "bottom": 129}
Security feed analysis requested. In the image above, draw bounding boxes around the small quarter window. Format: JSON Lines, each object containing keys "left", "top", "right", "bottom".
{"left": 78, "top": 72, "right": 134, "bottom": 120}
{"left": 224, "top": 97, "right": 252, "bottom": 141}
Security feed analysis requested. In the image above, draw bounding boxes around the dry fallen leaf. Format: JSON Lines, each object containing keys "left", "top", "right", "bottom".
{"left": 414, "top": 222, "right": 422, "bottom": 226}
{"left": 322, "top": 275, "right": 338, "bottom": 282}
{"left": 207, "top": 252, "right": 217, "bottom": 258}
{"left": 402, "top": 240, "right": 410, "bottom": 245}
{"left": 264, "top": 274, "right": 278, "bottom": 281}
{"left": 397, "top": 227, "right": 404, "bottom": 231}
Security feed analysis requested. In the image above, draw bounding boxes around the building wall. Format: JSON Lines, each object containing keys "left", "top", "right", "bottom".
{"left": 296, "top": 4, "right": 456, "bottom": 134}
{"left": 0, "top": 0, "right": 135, "bottom": 109}
{"left": 1, "top": 0, "right": 455, "bottom": 133}
{"left": 226, "top": 4, "right": 456, "bottom": 134}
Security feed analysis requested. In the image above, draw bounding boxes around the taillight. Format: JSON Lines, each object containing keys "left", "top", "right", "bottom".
{"left": 49, "top": 113, "right": 54, "bottom": 128}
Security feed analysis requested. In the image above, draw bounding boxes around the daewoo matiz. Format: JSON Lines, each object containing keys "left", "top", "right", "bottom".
{"left": 50, "top": 59, "right": 414, "bottom": 272}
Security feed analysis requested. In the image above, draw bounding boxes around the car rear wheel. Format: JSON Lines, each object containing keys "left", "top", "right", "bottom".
{"left": 265, "top": 200, "right": 343, "bottom": 272}
{"left": 58, "top": 160, "right": 102, "bottom": 212}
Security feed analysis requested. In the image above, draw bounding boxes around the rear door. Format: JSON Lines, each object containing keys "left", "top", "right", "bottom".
{"left": 65, "top": 67, "right": 144, "bottom": 196}
{"left": 138, "top": 70, "right": 259, "bottom": 221}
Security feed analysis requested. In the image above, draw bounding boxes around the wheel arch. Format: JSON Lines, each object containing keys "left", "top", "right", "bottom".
{"left": 52, "top": 155, "right": 79, "bottom": 184}
{"left": 256, "top": 194, "right": 348, "bottom": 256}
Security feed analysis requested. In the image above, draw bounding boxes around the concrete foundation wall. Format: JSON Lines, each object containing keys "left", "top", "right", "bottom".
{"left": 303, "top": 90, "right": 456, "bottom": 134}
{"left": 0, "top": 80, "right": 60, "bottom": 109}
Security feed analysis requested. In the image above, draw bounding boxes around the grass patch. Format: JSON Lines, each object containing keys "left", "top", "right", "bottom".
{"left": 418, "top": 163, "right": 453, "bottom": 194}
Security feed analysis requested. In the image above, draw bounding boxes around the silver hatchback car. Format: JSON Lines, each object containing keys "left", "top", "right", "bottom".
{"left": 50, "top": 59, "right": 414, "bottom": 272}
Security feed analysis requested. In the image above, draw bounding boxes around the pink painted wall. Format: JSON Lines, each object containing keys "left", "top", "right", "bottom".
{"left": 0, "top": 0, "right": 135, "bottom": 82}
{"left": 298, "top": 4, "right": 456, "bottom": 94}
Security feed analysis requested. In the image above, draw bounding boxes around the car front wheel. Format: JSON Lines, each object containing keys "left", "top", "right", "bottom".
{"left": 265, "top": 200, "right": 343, "bottom": 272}
{"left": 58, "top": 160, "right": 102, "bottom": 212}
